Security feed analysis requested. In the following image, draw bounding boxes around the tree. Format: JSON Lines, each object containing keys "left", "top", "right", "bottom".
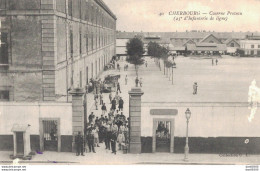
{"left": 126, "top": 37, "right": 145, "bottom": 76}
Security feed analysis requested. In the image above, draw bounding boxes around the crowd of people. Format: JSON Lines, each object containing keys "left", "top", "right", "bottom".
{"left": 75, "top": 73, "right": 129, "bottom": 156}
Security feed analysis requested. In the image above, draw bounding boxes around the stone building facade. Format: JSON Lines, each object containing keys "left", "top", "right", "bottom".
{"left": 0, "top": 0, "right": 116, "bottom": 102}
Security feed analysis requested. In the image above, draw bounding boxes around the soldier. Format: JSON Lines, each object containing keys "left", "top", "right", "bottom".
{"left": 111, "top": 98, "right": 116, "bottom": 111}
{"left": 87, "top": 125, "right": 96, "bottom": 153}
{"left": 193, "top": 82, "right": 198, "bottom": 95}
{"left": 104, "top": 122, "right": 111, "bottom": 150}
{"left": 135, "top": 77, "right": 139, "bottom": 87}
{"left": 101, "top": 103, "right": 107, "bottom": 115}
{"left": 118, "top": 98, "right": 124, "bottom": 111}
{"left": 75, "top": 132, "right": 84, "bottom": 156}
{"left": 110, "top": 125, "right": 118, "bottom": 154}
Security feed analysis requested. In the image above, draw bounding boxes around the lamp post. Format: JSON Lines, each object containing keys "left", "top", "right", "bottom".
{"left": 184, "top": 108, "right": 191, "bottom": 162}
{"left": 172, "top": 65, "right": 174, "bottom": 85}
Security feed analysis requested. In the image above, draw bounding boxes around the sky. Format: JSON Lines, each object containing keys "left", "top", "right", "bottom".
{"left": 103, "top": 0, "right": 260, "bottom": 32}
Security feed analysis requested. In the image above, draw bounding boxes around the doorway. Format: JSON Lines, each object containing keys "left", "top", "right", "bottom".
{"left": 152, "top": 119, "right": 174, "bottom": 153}
{"left": 39, "top": 118, "right": 61, "bottom": 152}
{"left": 16, "top": 132, "right": 24, "bottom": 155}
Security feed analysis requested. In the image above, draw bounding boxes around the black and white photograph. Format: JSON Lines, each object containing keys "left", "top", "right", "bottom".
{"left": 0, "top": 0, "right": 260, "bottom": 169}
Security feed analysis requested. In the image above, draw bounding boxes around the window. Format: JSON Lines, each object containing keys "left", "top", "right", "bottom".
{"left": 91, "top": 63, "right": 93, "bottom": 78}
{"left": 0, "top": 90, "right": 9, "bottom": 101}
{"left": 258, "top": 45, "right": 260, "bottom": 48}
{"left": 70, "top": 29, "right": 73, "bottom": 57}
{"left": 85, "top": 33, "right": 88, "bottom": 52}
{"left": 0, "top": 32, "right": 8, "bottom": 65}
{"left": 230, "top": 43, "right": 235, "bottom": 47}
{"left": 71, "top": 70, "right": 74, "bottom": 86}
{"left": 91, "top": 31, "right": 94, "bottom": 50}
{"left": 251, "top": 45, "right": 254, "bottom": 48}
{"left": 68, "top": 0, "right": 72, "bottom": 16}
{"left": 79, "top": 32, "right": 82, "bottom": 54}
{"left": 209, "top": 40, "right": 214, "bottom": 43}
{"left": 80, "top": 71, "right": 82, "bottom": 88}
{"left": 86, "top": 67, "right": 88, "bottom": 84}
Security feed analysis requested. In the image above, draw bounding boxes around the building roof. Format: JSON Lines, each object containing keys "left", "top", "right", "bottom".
{"left": 182, "top": 39, "right": 196, "bottom": 46}
{"left": 187, "top": 43, "right": 227, "bottom": 51}
{"left": 199, "top": 34, "right": 223, "bottom": 44}
{"left": 224, "top": 38, "right": 240, "bottom": 45}
{"left": 117, "top": 31, "right": 260, "bottom": 40}
{"left": 95, "top": 0, "right": 117, "bottom": 20}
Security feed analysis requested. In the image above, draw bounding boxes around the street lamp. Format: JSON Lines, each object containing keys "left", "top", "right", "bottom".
{"left": 184, "top": 108, "right": 191, "bottom": 162}
{"left": 172, "top": 65, "right": 174, "bottom": 85}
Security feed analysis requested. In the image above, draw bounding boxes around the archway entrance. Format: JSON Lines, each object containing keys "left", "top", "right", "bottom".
{"left": 152, "top": 118, "right": 174, "bottom": 153}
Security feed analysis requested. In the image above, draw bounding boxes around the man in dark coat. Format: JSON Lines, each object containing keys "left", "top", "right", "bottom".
{"left": 110, "top": 130, "right": 117, "bottom": 154}
{"left": 118, "top": 98, "right": 124, "bottom": 111}
{"left": 87, "top": 127, "right": 96, "bottom": 153}
{"left": 101, "top": 103, "right": 107, "bottom": 115}
{"left": 111, "top": 98, "right": 116, "bottom": 111}
{"left": 105, "top": 123, "right": 111, "bottom": 150}
{"left": 75, "top": 132, "right": 84, "bottom": 156}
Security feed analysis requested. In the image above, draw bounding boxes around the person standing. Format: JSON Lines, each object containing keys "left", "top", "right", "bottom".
{"left": 117, "top": 131, "right": 125, "bottom": 150}
{"left": 99, "top": 93, "right": 103, "bottom": 105}
{"left": 88, "top": 112, "right": 95, "bottom": 124}
{"left": 216, "top": 59, "right": 218, "bottom": 65}
{"left": 110, "top": 125, "right": 118, "bottom": 154}
{"left": 101, "top": 103, "right": 107, "bottom": 115}
{"left": 125, "top": 75, "right": 128, "bottom": 85}
{"left": 135, "top": 77, "right": 139, "bottom": 87}
{"left": 145, "top": 61, "right": 148, "bottom": 67}
{"left": 93, "top": 126, "right": 100, "bottom": 147}
{"left": 212, "top": 58, "right": 214, "bottom": 66}
{"left": 95, "top": 96, "right": 98, "bottom": 110}
{"left": 117, "top": 82, "right": 121, "bottom": 93}
{"left": 75, "top": 132, "right": 84, "bottom": 156}
{"left": 109, "top": 92, "right": 113, "bottom": 104}
{"left": 111, "top": 98, "right": 116, "bottom": 111}
{"left": 139, "top": 77, "right": 143, "bottom": 87}
{"left": 105, "top": 123, "right": 111, "bottom": 150}
{"left": 87, "top": 126, "right": 96, "bottom": 153}
{"left": 193, "top": 82, "right": 198, "bottom": 95}
{"left": 118, "top": 98, "right": 124, "bottom": 111}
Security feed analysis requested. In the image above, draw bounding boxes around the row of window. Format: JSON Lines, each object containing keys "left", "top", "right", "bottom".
{"left": 66, "top": 0, "right": 116, "bottom": 30}
{"left": 69, "top": 28, "right": 115, "bottom": 57}
{"left": 240, "top": 44, "right": 260, "bottom": 49}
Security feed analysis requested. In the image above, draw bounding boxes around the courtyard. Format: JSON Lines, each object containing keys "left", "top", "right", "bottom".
{"left": 134, "top": 55, "right": 260, "bottom": 103}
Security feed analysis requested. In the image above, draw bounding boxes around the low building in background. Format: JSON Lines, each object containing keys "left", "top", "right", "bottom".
{"left": 239, "top": 35, "right": 260, "bottom": 57}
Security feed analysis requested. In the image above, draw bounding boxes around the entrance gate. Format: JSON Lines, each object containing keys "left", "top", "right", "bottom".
{"left": 40, "top": 118, "right": 61, "bottom": 152}
{"left": 152, "top": 118, "right": 175, "bottom": 153}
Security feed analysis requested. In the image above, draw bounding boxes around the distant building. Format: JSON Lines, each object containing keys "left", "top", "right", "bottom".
{"left": 116, "top": 31, "right": 259, "bottom": 56}
{"left": 0, "top": 0, "right": 117, "bottom": 102}
{"left": 239, "top": 35, "right": 260, "bottom": 57}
